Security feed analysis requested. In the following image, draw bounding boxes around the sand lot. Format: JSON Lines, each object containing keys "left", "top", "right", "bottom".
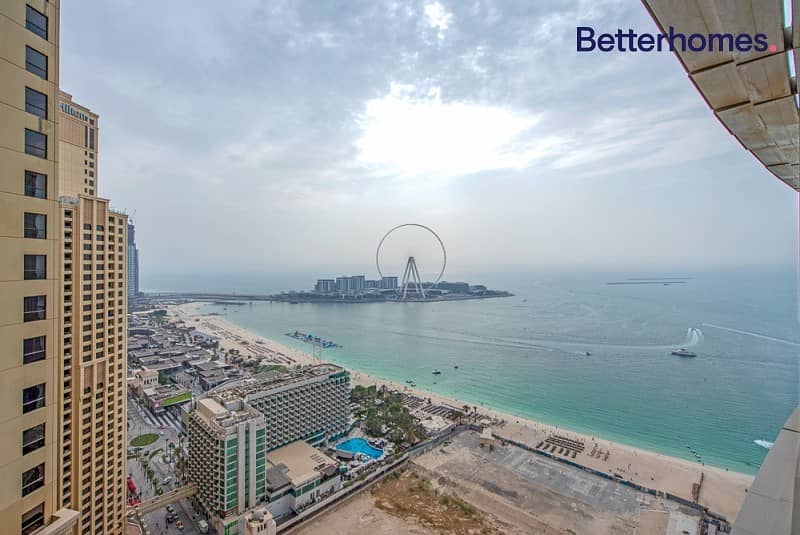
{"left": 299, "top": 431, "right": 704, "bottom": 535}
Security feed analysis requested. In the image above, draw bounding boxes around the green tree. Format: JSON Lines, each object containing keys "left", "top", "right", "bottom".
{"left": 366, "top": 415, "right": 383, "bottom": 436}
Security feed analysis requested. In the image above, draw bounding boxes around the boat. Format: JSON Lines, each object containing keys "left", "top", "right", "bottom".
{"left": 432, "top": 370, "right": 442, "bottom": 375}
{"left": 671, "top": 348, "right": 697, "bottom": 357}
{"left": 405, "top": 380, "right": 413, "bottom": 384}
{"left": 585, "top": 351, "right": 591, "bottom": 356}
{"left": 453, "top": 365, "right": 459, "bottom": 369}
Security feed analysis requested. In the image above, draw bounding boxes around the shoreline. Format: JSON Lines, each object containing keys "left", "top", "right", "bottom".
{"left": 167, "top": 301, "right": 753, "bottom": 521}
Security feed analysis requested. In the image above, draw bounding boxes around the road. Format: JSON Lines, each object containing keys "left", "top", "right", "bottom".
{"left": 127, "top": 393, "right": 212, "bottom": 534}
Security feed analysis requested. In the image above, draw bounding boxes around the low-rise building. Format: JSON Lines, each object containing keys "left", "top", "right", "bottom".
{"left": 420, "top": 414, "right": 455, "bottom": 435}
{"left": 242, "top": 506, "right": 276, "bottom": 535}
{"left": 128, "top": 367, "right": 159, "bottom": 395}
{"left": 264, "top": 441, "right": 341, "bottom": 520}
{"left": 141, "top": 384, "right": 192, "bottom": 415}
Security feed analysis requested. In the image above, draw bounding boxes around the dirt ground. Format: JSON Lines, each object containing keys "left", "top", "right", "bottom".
{"left": 299, "top": 431, "right": 702, "bottom": 535}
{"left": 295, "top": 468, "right": 500, "bottom": 535}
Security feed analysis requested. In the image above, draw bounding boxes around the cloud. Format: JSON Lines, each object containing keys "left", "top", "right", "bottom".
{"left": 56, "top": 0, "right": 797, "bottom": 278}
{"left": 356, "top": 83, "right": 564, "bottom": 178}
{"left": 423, "top": 1, "right": 453, "bottom": 41}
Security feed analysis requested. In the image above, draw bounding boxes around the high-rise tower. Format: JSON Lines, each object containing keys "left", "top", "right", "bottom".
{"left": 57, "top": 92, "right": 128, "bottom": 533}
{"left": 0, "top": 1, "right": 78, "bottom": 533}
{"left": 127, "top": 221, "right": 139, "bottom": 300}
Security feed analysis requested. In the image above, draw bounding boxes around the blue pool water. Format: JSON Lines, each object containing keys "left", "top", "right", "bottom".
{"left": 336, "top": 438, "right": 383, "bottom": 459}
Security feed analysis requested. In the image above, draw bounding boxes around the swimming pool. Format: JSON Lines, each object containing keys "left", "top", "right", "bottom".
{"left": 335, "top": 438, "right": 383, "bottom": 459}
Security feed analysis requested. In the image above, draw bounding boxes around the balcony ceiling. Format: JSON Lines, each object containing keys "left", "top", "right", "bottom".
{"left": 643, "top": 0, "right": 799, "bottom": 191}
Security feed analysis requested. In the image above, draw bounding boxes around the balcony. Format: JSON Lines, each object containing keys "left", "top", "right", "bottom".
{"left": 731, "top": 405, "right": 800, "bottom": 535}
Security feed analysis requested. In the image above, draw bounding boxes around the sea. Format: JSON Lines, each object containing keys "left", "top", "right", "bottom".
{"left": 147, "top": 269, "right": 799, "bottom": 474}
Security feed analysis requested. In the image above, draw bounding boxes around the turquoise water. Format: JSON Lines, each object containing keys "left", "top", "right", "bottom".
{"left": 200, "top": 271, "right": 799, "bottom": 474}
{"left": 336, "top": 438, "right": 383, "bottom": 459}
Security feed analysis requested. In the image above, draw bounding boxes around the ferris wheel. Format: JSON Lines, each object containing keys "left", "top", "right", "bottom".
{"left": 376, "top": 224, "right": 446, "bottom": 299}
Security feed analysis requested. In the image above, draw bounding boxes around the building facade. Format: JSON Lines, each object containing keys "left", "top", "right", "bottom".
{"left": 57, "top": 94, "right": 128, "bottom": 533}
{"left": 212, "top": 364, "right": 350, "bottom": 451}
{"left": 183, "top": 397, "right": 267, "bottom": 535}
{"left": 0, "top": 0, "right": 79, "bottom": 533}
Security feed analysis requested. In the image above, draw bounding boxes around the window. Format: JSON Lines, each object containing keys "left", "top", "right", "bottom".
{"left": 23, "top": 296, "right": 46, "bottom": 322}
{"left": 21, "top": 502, "right": 44, "bottom": 535}
{"left": 24, "top": 171, "right": 47, "bottom": 199}
{"left": 25, "top": 47, "right": 47, "bottom": 80}
{"left": 24, "top": 87, "right": 47, "bottom": 119}
{"left": 22, "top": 424, "right": 45, "bottom": 455}
{"left": 24, "top": 213, "right": 46, "bottom": 239}
{"left": 23, "top": 255, "right": 46, "bottom": 280}
{"left": 25, "top": 5, "right": 48, "bottom": 40}
{"left": 22, "top": 384, "right": 45, "bottom": 414}
{"left": 88, "top": 128, "right": 95, "bottom": 150}
{"left": 21, "top": 463, "right": 45, "bottom": 496}
{"left": 24, "top": 129, "right": 47, "bottom": 159}
{"left": 23, "top": 336, "right": 46, "bottom": 364}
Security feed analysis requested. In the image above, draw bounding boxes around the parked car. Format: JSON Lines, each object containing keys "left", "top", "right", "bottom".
{"left": 166, "top": 504, "right": 175, "bottom": 514}
{"left": 176, "top": 520, "right": 185, "bottom": 531}
{"left": 162, "top": 477, "right": 172, "bottom": 485}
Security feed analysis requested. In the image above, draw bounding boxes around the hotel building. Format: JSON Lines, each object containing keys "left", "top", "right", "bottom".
{"left": 211, "top": 364, "right": 350, "bottom": 450}
{"left": 57, "top": 92, "right": 128, "bottom": 533}
{"left": 183, "top": 397, "right": 268, "bottom": 535}
{"left": 0, "top": 0, "right": 78, "bottom": 532}
{"left": 183, "top": 365, "right": 350, "bottom": 533}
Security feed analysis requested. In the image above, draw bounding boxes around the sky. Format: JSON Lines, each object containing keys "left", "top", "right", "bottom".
{"left": 60, "top": 0, "right": 798, "bottom": 286}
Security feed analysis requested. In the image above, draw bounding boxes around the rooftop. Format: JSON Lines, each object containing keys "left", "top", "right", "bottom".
{"left": 194, "top": 397, "right": 265, "bottom": 433}
{"left": 212, "top": 364, "right": 346, "bottom": 402}
{"left": 266, "top": 440, "right": 338, "bottom": 488}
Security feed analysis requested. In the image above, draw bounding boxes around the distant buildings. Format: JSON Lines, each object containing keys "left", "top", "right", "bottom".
{"left": 314, "top": 279, "right": 335, "bottom": 293}
{"left": 127, "top": 221, "right": 140, "bottom": 299}
{"left": 380, "top": 276, "right": 398, "bottom": 290}
{"left": 315, "top": 275, "right": 397, "bottom": 294}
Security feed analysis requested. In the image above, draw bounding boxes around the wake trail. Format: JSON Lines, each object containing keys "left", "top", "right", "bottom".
{"left": 702, "top": 323, "right": 800, "bottom": 348}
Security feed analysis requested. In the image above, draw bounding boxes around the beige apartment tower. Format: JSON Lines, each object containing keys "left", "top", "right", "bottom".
{"left": 0, "top": 0, "right": 78, "bottom": 533}
{"left": 57, "top": 93, "right": 128, "bottom": 533}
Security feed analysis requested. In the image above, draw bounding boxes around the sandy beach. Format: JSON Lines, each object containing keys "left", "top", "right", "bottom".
{"left": 168, "top": 301, "right": 753, "bottom": 521}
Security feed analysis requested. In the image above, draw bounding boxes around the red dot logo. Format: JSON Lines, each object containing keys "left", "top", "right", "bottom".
{"left": 768, "top": 44, "right": 777, "bottom": 52}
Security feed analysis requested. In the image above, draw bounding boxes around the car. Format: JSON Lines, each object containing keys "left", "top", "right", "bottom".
{"left": 166, "top": 514, "right": 175, "bottom": 523}
{"left": 166, "top": 504, "right": 175, "bottom": 514}
{"left": 158, "top": 424, "right": 165, "bottom": 429}
{"left": 176, "top": 520, "right": 184, "bottom": 531}
{"left": 162, "top": 477, "right": 172, "bottom": 485}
